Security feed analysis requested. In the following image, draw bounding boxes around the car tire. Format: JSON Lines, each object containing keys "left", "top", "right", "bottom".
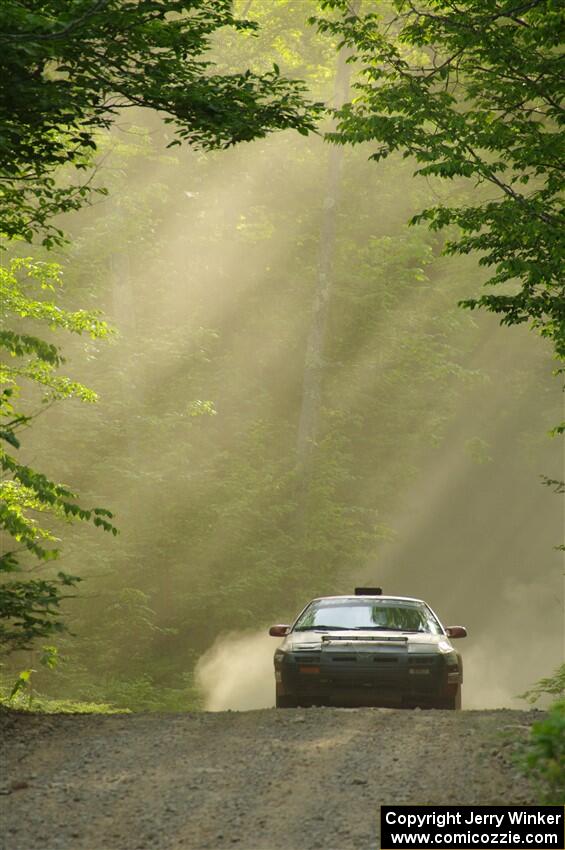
{"left": 276, "top": 694, "right": 299, "bottom": 708}
{"left": 436, "top": 686, "right": 462, "bottom": 710}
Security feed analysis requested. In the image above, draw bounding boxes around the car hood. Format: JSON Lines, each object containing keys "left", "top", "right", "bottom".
{"left": 281, "top": 629, "right": 453, "bottom": 654}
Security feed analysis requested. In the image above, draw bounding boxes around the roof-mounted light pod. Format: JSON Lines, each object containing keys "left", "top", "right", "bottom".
{"left": 354, "top": 586, "right": 382, "bottom": 596}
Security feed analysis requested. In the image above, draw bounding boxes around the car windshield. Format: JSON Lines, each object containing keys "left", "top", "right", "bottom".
{"left": 293, "top": 598, "right": 443, "bottom": 634}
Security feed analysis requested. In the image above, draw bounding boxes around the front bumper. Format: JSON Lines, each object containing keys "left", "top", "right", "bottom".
{"left": 275, "top": 645, "right": 461, "bottom": 707}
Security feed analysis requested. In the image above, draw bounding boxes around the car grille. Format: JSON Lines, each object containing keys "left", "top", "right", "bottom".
{"left": 285, "top": 650, "right": 443, "bottom": 694}
{"left": 294, "top": 654, "right": 321, "bottom": 664}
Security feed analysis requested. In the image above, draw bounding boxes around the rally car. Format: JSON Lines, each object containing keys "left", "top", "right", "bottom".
{"left": 269, "top": 588, "right": 466, "bottom": 710}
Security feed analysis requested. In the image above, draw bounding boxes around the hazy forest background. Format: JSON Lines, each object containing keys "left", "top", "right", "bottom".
{"left": 1, "top": 0, "right": 562, "bottom": 713}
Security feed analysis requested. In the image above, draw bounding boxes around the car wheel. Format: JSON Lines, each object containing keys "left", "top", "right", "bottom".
{"left": 276, "top": 694, "right": 299, "bottom": 708}
{"left": 436, "top": 686, "right": 462, "bottom": 710}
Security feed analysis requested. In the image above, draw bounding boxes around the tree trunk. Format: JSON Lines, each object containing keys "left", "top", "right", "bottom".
{"left": 110, "top": 231, "right": 135, "bottom": 334}
{"left": 296, "top": 7, "right": 359, "bottom": 469}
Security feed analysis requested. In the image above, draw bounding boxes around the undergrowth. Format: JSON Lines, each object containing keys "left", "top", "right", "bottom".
{"left": 517, "top": 665, "right": 565, "bottom": 804}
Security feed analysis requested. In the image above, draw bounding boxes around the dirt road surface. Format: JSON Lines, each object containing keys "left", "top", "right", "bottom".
{"left": 0, "top": 708, "right": 541, "bottom": 850}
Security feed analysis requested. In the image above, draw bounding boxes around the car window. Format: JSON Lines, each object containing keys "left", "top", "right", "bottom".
{"left": 293, "top": 599, "right": 442, "bottom": 634}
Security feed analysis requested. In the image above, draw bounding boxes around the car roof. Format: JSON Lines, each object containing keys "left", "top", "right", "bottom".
{"left": 310, "top": 595, "right": 427, "bottom": 604}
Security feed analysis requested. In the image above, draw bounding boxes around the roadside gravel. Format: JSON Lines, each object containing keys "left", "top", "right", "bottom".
{"left": 0, "top": 708, "right": 541, "bottom": 850}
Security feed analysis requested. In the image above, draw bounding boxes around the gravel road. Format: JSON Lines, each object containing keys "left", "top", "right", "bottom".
{"left": 0, "top": 708, "right": 541, "bottom": 850}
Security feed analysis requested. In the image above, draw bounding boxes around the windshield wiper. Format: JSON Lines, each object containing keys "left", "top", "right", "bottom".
{"left": 294, "top": 625, "right": 355, "bottom": 632}
{"left": 350, "top": 626, "right": 427, "bottom": 632}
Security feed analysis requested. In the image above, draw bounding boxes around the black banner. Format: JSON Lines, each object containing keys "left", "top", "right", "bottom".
{"left": 381, "top": 806, "right": 564, "bottom": 849}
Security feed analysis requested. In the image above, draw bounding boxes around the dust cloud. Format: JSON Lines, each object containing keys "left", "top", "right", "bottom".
{"left": 462, "top": 576, "right": 563, "bottom": 710}
{"left": 195, "top": 631, "right": 276, "bottom": 711}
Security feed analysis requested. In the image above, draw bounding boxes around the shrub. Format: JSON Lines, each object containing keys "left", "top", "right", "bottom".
{"left": 521, "top": 700, "right": 565, "bottom": 804}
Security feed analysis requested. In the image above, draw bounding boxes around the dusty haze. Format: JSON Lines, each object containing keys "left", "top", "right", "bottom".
{"left": 16, "top": 3, "right": 563, "bottom": 713}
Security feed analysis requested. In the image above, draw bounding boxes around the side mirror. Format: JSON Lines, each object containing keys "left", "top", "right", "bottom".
{"left": 269, "top": 624, "right": 290, "bottom": 637}
{"left": 446, "top": 626, "right": 467, "bottom": 639}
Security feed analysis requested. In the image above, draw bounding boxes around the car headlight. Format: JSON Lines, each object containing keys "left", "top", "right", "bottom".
{"left": 274, "top": 649, "right": 286, "bottom": 667}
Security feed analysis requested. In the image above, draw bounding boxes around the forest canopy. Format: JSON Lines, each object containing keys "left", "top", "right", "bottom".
{"left": 315, "top": 0, "right": 565, "bottom": 368}
{"left": 0, "top": 0, "right": 319, "bottom": 246}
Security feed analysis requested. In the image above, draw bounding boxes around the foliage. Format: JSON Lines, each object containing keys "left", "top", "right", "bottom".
{"left": 539, "top": 475, "right": 565, "bottom": 548}
{"left": 1, "top": 649, "right": 198, "bottom": 711}
{"left": 0, "top": 690, "right": 126, "bottom": 714}
{"left": 520, "top": 663, "right": 565, "bottom": 705}
{"left": 0, "top": 640, "right": 123, "bottom": 711}
{"left": 519, "top": 700, "right": 565, "bottom": 804}
{"left": 9, "top": 0, "right": 556, "bottom": 709}
{"left": 1, "top": 2, "right": 560, "bottom": 711}
{"left": 518, "top": 667, "right": 565, "bottom": 804}
{"left": 313, "top": 1, "right": 565, "bottom": 366}
{"left": 8, "top": 667, "right": 34, "bottom": 700}
{"left": 541, "top": 476, "right": 565, "bottom": 496}
{"left": 0, "top": 1, "right": 320, "bottom": 670}
{"left": 0, "top": 258, "right": 116, "bottom": 652}
{"left": 0, "top": 0, "right": 319, "bottom": 247}
{"left": 74, "top": 673, "right": 203, "bottom": 712}
{"left": 29, "top": 104, "right": 553, "bottom": 712}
